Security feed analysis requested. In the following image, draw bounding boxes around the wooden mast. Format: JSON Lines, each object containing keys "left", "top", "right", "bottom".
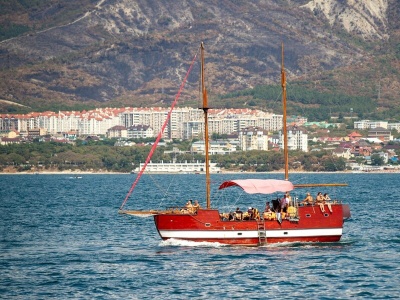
{"left": 281, "top": 42, "right": 289, "bottom": 180}
{"left": 201, "top": 42, "right": 211, "bottom": 209}
{"left": 280, "top": 42, "right": 347, "bottom": 188}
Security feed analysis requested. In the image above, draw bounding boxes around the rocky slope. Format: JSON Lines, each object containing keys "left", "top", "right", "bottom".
{"left": 302, "top": 0, "right": 389, "bottom": 40}
{"left": 0, "top": 0, "right": 399, "bottom": 115}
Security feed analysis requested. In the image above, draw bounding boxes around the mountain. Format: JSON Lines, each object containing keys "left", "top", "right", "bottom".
{"left": 0, "top": 0, "right": 399, "bottom": 119}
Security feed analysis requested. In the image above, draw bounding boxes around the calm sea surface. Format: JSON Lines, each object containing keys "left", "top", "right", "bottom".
{"left": 1, "top": 173, "right": 399, "bottom": 299}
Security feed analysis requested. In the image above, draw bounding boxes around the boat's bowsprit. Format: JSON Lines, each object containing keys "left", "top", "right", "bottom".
{"left": 118, "top": 210, "right": 170, "bottom": 216}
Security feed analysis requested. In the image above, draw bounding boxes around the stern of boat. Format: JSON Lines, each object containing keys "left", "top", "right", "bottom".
{"left": 342, "top": 204, "right": 351, "bottom": 221}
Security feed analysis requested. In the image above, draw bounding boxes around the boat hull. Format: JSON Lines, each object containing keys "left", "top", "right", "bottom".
{"left": 153, "top": 204, "right": 347, "bottom": 245}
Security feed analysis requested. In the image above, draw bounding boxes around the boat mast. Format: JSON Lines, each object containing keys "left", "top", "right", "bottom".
{"left": 201, "top": 42, "right": 211, "bottom": 209}
{"left": 279, "top": 44, "right": 347, "bottom": 187}
{"left": 281, "top": 42, "right": 289, "bottom": 180}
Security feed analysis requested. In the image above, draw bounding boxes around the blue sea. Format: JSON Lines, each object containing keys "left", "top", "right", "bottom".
{"left": 1, "top": 173, "right": 399, "bottom": 299}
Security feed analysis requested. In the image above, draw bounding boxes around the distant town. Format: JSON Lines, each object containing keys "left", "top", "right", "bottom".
{"left": 1, "top": 107, "right": 400, "bottom": 173}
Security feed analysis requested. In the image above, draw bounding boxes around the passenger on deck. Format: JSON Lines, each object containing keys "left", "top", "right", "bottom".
{"left": 265, "top": 201, "right": 271, "bottom": 212}
{"left": 323, "top": 193, "right": 333, "bottom": 213}
{"left": 247, "top": 207, "right": 254, "bottom": 220}
{"left": 302, "top": 193, "right": 313, "bottom": 205}
{"left": 252, "top": 207, "right": 260, "bottom": 220}
{"left": 263, "top": 202, "right": 274, "bottom": 220}
{"left": 285, "top": 191, "right": 292, "bottom": 206}
{"left": 280, "top": 195, "right": 287, "bottom": 213}
{"left": 185, "top": 200, "right": 194, "bottom": 213}
{"left": 316, "top": 192, "right": 326, "bottom": 213}
{"left": 271, "top": 198, "right": 281, "bottom": 212}
{"left": 235, "top": 207, "right": 243, "bottom": 220}
{"left": 316, "top": 192, "right": 324, "bottom": 201}
{"left": 220, "top": 213, "right": 229, "bottom": 221}
{"left": 193, "top": 200, "right": 201, "bottom": 212}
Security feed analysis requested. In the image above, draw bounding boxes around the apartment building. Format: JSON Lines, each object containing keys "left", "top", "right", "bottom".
{"left": 354, "top": 120, "right": 388, "bottom": 129}
{"left": 367, "top": 127, "right": 393, "bottom": 142}
{"left": 190, "top": 140, "right": 237, "bottom": 155}
{"left": 107, "top": 125, "right": 127, "bottom": 138}
{"left": 238, "top": 126, "right": 269, "bottom": 151}
{"left": 127, "top": 125, "right": 154, "bottom": 139}
{"left": 388, "top": 123, "right": 400, "bottom": 131}
{"left": 0, "top": 107, "right": 284, "bottom": 139}
{"left": 279, "top": 125, "right": 308, "bottom": 152}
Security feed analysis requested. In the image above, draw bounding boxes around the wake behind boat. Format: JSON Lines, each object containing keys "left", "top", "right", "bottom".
{"left": 119, "top": 42, "right": 351, "bottom": 246}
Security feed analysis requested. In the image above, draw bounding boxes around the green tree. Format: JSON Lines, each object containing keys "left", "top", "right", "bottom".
{"left": 322, "top": 156, "right": 346, "bottom": 171}
{"left": 370, "top": 154, "right": 384, "bottom": 166}
{"left": 7, "top": 153, "right": 25, "bottom": 165}
{"left": 355, "top": 157, "right": 366, "bottom": 165}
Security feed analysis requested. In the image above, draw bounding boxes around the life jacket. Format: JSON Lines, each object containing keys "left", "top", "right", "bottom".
{"left": 287, "top": 206, "right": 297, "bottom": 217}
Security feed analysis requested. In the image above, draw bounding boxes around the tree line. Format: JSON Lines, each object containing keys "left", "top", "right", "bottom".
{"left": 0, "top": 139, "right": 348, "bottom": 173}
{"left": 219, "top": 83, "right": 377, "bottom": 121}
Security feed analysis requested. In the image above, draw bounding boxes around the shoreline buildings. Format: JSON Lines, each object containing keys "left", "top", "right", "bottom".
{"left": 0, "top": 107, "right": 283, "bottom": 140}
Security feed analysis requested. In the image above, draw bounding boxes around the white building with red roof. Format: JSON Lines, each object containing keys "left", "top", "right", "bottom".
{"left": 1, "top": 107, "right": 286, "bottom": 138}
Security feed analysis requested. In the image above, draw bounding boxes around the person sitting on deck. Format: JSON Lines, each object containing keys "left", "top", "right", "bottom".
{"left": 280, "top": 195, "right": 288, "bottom": 213}
{"left": 315, "top": 192, "right": 326, "bottom": 213}
{"left": 271, "top": 198, "right": 281, "bottom": 212}
{"left": 323, "top": 193, "right": 333, "bottom": 213}
{"left": 264, "top": 201, "right": 271, "bottom": 212}
{"left": 252, "top": 207, "right": 260, "bottom": 220}
{"left": 235, "top": 207, "right": 243, "bottom": 220}
{"left": 244, "top": 207, "right": 253, "bottom": 220}
{"left": 263, "top": 202, "right": 274, "bottom": 220}
{"left": 220, "top": 213, "right": 229, "bottom": 221}
{"left": 302, "top": 193, "right": 314, "bottom": 205}
{"left": 184, "top": 200, "right": 194, "bottom": 213}
{"left": 192, "top": 200, "right": 201, "bottom": 212}
{"left": 285, "top": 191, "right": 292, "bottom": 207}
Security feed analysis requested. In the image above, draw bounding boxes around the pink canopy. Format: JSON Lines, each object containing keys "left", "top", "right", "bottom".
{"left": 219, "top": 179, "right": 294, "bottom": 194}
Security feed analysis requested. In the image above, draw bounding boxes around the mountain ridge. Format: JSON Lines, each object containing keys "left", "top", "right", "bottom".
{"left": 0, "top": 0, "right": 399, "bottom": 119}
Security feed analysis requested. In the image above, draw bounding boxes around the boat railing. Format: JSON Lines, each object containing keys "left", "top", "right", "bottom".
{"left": 297, "top": 198, "right": 343, "bottom": 207}
{"left": 289, "top": 197, "right": 300, "bottom": 221}
{"left": 166, "top": 206, "right": 200, "bottom": 214}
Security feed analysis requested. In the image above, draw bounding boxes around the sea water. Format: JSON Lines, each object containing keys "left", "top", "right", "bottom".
{"left": 0, "top": 173, "right": 399, "bottom": 299}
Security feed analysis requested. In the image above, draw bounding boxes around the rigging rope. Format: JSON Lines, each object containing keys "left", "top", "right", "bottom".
{"left": 119, "top": 50, "right": 199, "bottom": 210}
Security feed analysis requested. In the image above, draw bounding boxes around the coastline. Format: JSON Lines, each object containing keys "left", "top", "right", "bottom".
{"left": 1, "top": 169, "right": 399, "bottom": 175}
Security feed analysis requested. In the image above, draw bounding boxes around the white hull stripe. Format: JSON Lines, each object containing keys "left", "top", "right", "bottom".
{"left": 159, "top": 228, "right": 342, "bottom": 239}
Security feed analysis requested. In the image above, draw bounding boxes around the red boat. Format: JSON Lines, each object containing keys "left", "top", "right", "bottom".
{"left": 120, "top": 42, "right": 351, "bottom": 246}
{"left": 154, "top": 179, "right": 350, "bottom": 245}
